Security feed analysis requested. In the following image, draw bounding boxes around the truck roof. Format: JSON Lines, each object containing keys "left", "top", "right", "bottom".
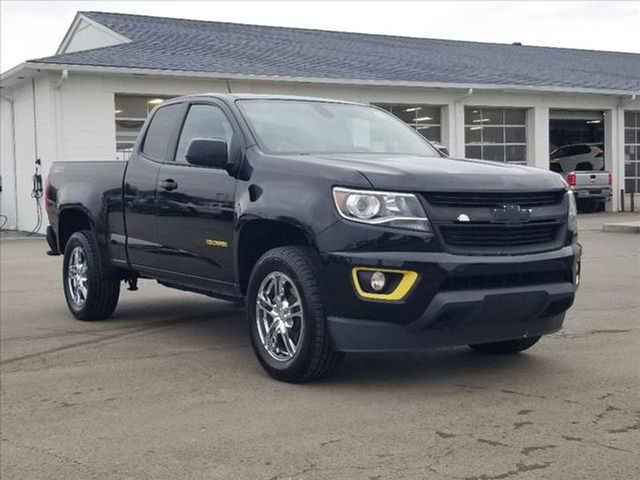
{"left": 170, "top": 93, "right": 363, "bottom": 105}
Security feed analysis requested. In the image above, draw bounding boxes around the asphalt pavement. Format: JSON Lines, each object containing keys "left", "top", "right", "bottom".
{"left": 1, "top": 213, "right": 639, "bottom": 479}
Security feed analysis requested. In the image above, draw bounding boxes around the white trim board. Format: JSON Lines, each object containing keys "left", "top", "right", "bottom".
{"left": 3, "top": 62, "right": 640, "bottom": 98}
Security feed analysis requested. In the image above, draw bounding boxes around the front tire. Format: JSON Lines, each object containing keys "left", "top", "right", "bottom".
{"left": 247, "top": 247, "right": 344, "bottom": 382}
{"left": 63, "top": 231, "right": 120, "bottom": 321}
{"left": 469, "top": 336, "right": 541, "bottom": 354}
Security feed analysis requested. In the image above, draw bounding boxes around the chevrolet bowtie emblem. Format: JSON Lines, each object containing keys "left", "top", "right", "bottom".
{"left": 491, "top": 204, "right": 532, "bottom": 224}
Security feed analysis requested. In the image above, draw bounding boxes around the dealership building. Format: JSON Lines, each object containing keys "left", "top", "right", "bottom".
{"left": 1, "top": 11, "right": 639, "bottom": 233}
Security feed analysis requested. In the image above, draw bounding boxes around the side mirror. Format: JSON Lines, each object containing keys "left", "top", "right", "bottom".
{"left": 185, "top": 138, "right": 228, "bottom": 169}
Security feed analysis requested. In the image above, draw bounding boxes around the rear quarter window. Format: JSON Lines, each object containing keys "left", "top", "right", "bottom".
{"left": 141, "top": 104, "right": 182, "bottom": 161}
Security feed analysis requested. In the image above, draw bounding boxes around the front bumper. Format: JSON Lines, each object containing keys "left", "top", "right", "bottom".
{"left": 328, "top": 283, "right": 572, "bottom": 352}
{"left": 319, "top": 243, "right": 580, "bottom": 352}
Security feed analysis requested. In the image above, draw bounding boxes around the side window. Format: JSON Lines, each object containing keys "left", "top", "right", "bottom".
{"left": 174, "top": 104, "right": 235, "bottom": 165}
{"left": 562, "top": 145, "right": 590, "bottom": 157}
{"left": 141, "top": 103, "right": 182, "bottom": 161}
{"left": 549, "top": 162, "right": 562, "bottom": 173}
{"left": 575, "top": 145, "right": 591, "bottom": 155}
{"left": 550, "top": 147, "right": 565, "bottom": 160}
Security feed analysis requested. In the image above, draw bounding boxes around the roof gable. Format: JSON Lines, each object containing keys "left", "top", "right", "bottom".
{"left": 57, "top": 13, "right": 130, "bottom": 55}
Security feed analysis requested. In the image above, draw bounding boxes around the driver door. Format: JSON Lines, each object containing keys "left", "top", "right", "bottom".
{"left": 155, "top": 101, "right": 239, "bottom": 284}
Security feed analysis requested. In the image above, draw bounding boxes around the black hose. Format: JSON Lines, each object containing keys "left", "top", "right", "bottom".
{"left": 27, "top": 175, "right": 43, "bottom": 236}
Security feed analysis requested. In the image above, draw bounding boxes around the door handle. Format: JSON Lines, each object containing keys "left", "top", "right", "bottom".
{"left": 159, "top": 179, "right": 178, "bottom": 191}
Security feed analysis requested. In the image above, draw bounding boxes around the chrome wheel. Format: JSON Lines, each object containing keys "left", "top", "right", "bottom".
{"left": 67, "top": 246, "right": 88, "bottom": 306}
{"left": 255, "top": 271, "right": 304, "bottom": 362}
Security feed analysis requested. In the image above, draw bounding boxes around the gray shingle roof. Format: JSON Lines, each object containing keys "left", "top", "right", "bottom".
{"left": 31, "top": 11, "right": 640, "bottom": 93}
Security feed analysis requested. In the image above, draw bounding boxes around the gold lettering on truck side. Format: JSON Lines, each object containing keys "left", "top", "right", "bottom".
{"left": 205, "top": 239, "right": 229, "bottom": 248}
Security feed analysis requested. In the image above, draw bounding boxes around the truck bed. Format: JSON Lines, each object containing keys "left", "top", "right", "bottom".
{"left": 47, "top": 161, "right": 128, "bottom": 258}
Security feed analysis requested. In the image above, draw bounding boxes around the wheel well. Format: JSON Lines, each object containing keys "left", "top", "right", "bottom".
{"left": 58, "top": 209, "right": 91, "bottom": 251}
{"left": 237, "top": 220, "right": 312, "bottom": 294}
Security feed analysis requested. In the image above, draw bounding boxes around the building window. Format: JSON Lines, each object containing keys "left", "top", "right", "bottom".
{"left": 114, "top": 94, "right": 174, "bottom": 160}
{"left": 624, "top": 111, "right": 640, "bottom": 194}
{"left": 465, "top": 107, "right": 527, "bottom": 164}
{"left": 374, "top": 104, "right": 442, "bottom": 143}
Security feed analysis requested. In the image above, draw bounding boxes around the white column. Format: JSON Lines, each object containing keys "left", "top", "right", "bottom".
{"left": 450, "top": 101, "right": 466, "bottom": 158}
{"left": 441, "top": 105, "right": 453, "bottom": 151}
{"left": 605, "top": 107, "right": 624, "bottom": 211}
{"left": 526, "top": 106, "right": 550, "bottom": 169}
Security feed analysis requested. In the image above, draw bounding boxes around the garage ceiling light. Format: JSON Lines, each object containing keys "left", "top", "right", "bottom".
{"left": 586, "top": 120, "right": 601, "bottom": 124}
{"left": 415, "top": 116, "right": 433, "bottom": 121}
{"left": 404, "top": 107, "right": 422, "bottom": 112}
{"left": 147, "top": 98, "right": 165, "bottom": 105}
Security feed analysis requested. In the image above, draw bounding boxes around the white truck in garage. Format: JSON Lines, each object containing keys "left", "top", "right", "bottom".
{"left": 550, "top": 143, "right": 612, "bottom": 212}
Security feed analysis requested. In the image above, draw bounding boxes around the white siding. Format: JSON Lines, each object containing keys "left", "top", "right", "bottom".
{"left": 12, "top": 81, "right": 39, "bottom": 233}
{"left": 9, "top": 76, "right": 58, "bottom": 233}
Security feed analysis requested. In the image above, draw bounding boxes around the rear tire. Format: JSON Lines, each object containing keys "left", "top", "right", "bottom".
{"left": 247, "top": 246, "right": 344, "bottom": 382}
{"left": 63, "top": 231, "right": 120, "bottom": 321}
{"left": 469, "top": 336, "right": 541, "bottom": 354}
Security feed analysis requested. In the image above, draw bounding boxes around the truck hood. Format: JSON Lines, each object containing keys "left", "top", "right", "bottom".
{"left": 306, "top": 154, "right": 567, "bottom": 192}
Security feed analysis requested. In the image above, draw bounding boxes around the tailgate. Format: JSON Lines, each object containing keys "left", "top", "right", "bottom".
{"left": 573, "top": 172, "right": 609, "bottom": 188}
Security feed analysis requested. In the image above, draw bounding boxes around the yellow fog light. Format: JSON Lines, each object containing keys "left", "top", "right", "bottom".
{"left": 352, "top": 267, "right": 418, "bottom": 301}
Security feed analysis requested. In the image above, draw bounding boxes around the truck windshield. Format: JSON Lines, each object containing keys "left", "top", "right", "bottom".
{"left": 237, "top": 99, "right": 440, "bottom": 157}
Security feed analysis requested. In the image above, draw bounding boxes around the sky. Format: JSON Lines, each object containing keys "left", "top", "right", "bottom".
{"left": 1, "top": 0, "right": 639, "bottom": 72}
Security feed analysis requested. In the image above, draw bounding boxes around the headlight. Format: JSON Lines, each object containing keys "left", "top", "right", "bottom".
{"left": 333, "top": 187, "right": 431, "bottom": 232}
{"left": 567, "top": 190, "right": 578, "bottom": 233}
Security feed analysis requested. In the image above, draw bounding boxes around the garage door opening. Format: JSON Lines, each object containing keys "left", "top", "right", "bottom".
{"left": 549, "top": 110, "right": 605, "bottom": 171}
{"left": 549, "top": 109, "right": 609, "bottom": 212}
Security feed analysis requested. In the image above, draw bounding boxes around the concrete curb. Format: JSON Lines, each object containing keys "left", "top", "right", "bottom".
{"left": 602, "top": 222, "right": 640, "bottom": 233}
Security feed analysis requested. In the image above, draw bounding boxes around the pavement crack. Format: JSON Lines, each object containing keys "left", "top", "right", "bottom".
{"left": 0, "top": 310, "right": 237, "bottom": 365}
{"left": 513, "top": 421, "right": 533, "bottom": 430}
{"left": 477, "top": 438, "right": 509, "bottom": 447}
{"left": 464, "top": 462, "right": 551, "bottom": 480}
{"left": 588, "top": 329, "right": 632, "bottom": 335}
{"left": 594, "top": 405, "right": 622, "bottom": 422}
{"left": 521, "top": 445, "right": 556, "bottom": 456}
{"left": 500, "top": 389, "right": 546, "bottom": 399}
{"left": 607, "top": 415, "right": 640, "bottom": 434}
{"left": 2, "top": 438, "right": 98, "bottom": 475}
{"left": 560, "top": 434, "right": 633, "bottom": 453}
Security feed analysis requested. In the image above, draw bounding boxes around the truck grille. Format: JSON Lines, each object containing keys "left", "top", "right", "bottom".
{"left": 440, "top": 223, "right": 561, "bottom": 248}
{"left": 425, "top": 191, "right": 564, "bottom": 208}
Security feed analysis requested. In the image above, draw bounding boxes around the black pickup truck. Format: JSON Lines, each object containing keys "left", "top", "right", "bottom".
{"left": 46, "top": 94, "right": 581, "bottom": 382}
